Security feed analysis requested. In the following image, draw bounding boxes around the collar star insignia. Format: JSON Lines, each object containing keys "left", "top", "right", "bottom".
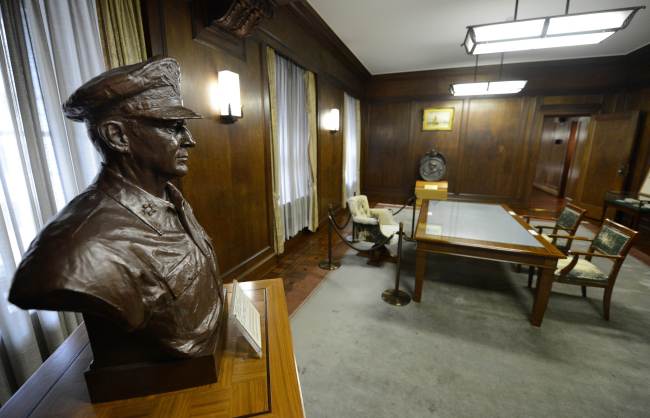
{"left": 142, "top": 202, "right": 157, "bottom": 216}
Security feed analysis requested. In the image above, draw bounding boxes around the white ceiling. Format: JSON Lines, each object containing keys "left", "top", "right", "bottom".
{"left": 306, "top": 0, "right": 650, "bottom": 74}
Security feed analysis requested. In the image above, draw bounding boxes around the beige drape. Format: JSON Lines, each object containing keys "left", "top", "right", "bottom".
{"left": 96, "top": 0, "right": 147, "bottom": 68}
{"left": 305, "top": 71, "right": 319, "bottom": 231}
{"left": 266, "top": 47, "right": 286, "bottom": 254}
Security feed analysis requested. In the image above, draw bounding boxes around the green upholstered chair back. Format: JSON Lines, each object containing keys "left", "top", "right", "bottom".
{"left": 592, "top": 222, "right": 634, "bottom": 256}
{"left": 556, "top": 206, "right": 582, "bottom": 230}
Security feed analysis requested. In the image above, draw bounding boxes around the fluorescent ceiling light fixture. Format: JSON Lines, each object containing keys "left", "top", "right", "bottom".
{"left": 472, "top": 32, "right": 613, "bottom": 54}
{"left": 463, "top": 6, "right": 644, "bottom": 55}
{"left": 449, "top": 80, "right": 527, "bottom": 96}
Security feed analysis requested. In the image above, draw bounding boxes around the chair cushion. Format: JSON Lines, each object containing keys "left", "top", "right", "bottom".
{"left": 371, "top": 208, "right": 397, "bottom": 226}
{"left": 555, "top": 258, "right": 608, "bottom": 282}
{"left": 348, "top": 195, "right": 374, "bottom": 222}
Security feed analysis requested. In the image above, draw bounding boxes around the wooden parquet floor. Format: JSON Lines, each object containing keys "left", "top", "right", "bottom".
{"left": 261, "top": 212, "right": 353, "bottom": 316}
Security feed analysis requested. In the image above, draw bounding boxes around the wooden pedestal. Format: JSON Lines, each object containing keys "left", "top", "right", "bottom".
{"left": 415, "top": 180, "right": 448, "bottom": 207}
{"left": 84, "top": 351, "right": 220, "bottom": 403}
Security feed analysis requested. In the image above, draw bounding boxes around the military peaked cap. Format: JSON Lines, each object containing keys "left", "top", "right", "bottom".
{"left": 63, "top": 57, "right": 201, "bottom": 122}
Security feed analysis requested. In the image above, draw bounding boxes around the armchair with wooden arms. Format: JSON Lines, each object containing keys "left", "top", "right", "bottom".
{"left": 346, "top": 195, "right": 399, "bottom": 257}
{"left": 522, "top": 203, "right": 587, "bottom": 287}
{"left": 532, "top": 219, "right": 638, "bottom": 320}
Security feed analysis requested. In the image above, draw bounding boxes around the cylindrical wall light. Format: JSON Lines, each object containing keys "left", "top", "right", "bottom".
{"left": 322, "top": 108, "right": 340, "bottom": 132}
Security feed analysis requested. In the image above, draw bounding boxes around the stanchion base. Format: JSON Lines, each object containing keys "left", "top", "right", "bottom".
{"left": 382, "top": 289, "right": 411, "bottom": 306}
{"left": 319, "top": 260, "right": 340, "bottom": 270}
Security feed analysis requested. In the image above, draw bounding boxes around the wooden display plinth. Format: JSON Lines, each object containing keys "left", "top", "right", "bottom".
{"left": 0, "top": 279, "right": 305, "bottom": 418}
{"left": 415, "top": 180, "right": 448, "bottom": 206}
{"left": 84, "top": 352, "right": 220, "bottom": 403}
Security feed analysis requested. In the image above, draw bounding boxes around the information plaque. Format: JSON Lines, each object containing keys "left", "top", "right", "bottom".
{"left": 230, "top": 280, "right": 263, "bottom": 357}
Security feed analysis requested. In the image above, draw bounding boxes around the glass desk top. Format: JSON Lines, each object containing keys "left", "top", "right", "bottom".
{"left": 422, "top": 201, "right": 543, "bottom": 248}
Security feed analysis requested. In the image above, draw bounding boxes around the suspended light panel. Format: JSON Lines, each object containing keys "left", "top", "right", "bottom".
{"left": 449, "top": 80, "right": 527, "bottom": 96}
{"left": 463, "top": 6, "right": 644, "bottom": 55}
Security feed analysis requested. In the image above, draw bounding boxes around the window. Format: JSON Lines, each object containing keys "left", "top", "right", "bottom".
{"left": 274, "top": 54, "right": 312, "bottom": 238}
{"left": 343, "top": 92, "right": 360, "bottom": 205}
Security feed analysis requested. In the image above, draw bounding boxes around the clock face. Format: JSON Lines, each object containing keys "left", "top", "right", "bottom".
{"left": 420, "top": 155, "right": 446, "bottom": 181}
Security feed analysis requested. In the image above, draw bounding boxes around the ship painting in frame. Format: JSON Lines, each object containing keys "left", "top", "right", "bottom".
{"left": 422, "top": 107, "right": 454, "bottom": 131}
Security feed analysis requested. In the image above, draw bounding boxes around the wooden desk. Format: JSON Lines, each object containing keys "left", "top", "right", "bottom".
{"left": 0, "top": 278, "right": 305, "bottom": 418}
{"left": 414, "top": 200, "right": 565, "bottom": 327}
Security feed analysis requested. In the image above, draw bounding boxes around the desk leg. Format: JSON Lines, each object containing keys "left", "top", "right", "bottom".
{"left": 531, "top": 267, "right": 554, "bottom": 327}
{"left": 414, "top": 250, "right": 426, "bottom": 302}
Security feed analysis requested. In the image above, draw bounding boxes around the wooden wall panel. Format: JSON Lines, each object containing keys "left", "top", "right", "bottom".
{"left": 161, "top": 0, "right": 273, "bottom": 280}
{"left": 364, "top": 102, "right": 412, "bottom": 201}
{"left": 145, "top": 0, "right": 367, "bottom": 281}
{"left": 317, "top": 79, "right": 344, "bottom": 220}
{"left": 362, "top": 46, "right": 650, "bottom": 208}
{"left": 458, "top": 98, "right": 528, "bottom": 199}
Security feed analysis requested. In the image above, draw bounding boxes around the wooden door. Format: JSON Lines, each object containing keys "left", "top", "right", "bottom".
{"left": 564, "top": 117, "right": 591, "bottom": 201}
{"left": 573, "top": 111, "right": 640, "bottom": 218}
{"left": 534, "top": 117, "right": 570, "bottom": 196}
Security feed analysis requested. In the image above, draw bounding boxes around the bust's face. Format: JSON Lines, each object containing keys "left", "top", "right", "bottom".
{"left": 124, "top": 118, "right": 196, "bottom": 178}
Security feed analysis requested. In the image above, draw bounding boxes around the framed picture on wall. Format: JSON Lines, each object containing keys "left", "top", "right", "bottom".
{"left": 422, "top": 107, "right": 454, "bottom": 131}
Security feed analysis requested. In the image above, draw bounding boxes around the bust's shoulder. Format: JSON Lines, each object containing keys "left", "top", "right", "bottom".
{"left": 8, "top": 185, "right": 147, "bottom": 327}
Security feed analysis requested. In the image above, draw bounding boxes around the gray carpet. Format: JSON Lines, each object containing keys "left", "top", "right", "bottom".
{"left": 291, "top": 210, "right": 650, "bottom": 418}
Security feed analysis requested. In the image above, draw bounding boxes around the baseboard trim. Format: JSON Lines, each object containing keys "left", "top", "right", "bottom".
{"left": 221, "top": 246, "right": 277, "bottom": 283}
{"left": 533, "top": 183, "right": 560, "bottom": 196}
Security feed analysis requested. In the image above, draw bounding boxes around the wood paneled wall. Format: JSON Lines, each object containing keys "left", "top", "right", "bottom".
{"left": 317, "top": 79, "right": 344, "bottom": 221}
{"left": 143, "top": 0, "right": 368, "bottom": 281}
{"left": 364, "top": 47, "right": 650, "bottom": 207}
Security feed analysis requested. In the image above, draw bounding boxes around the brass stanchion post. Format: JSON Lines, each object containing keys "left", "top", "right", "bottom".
{"left": 318, "top": 215, "right": 340, "bottom": 270}
{"left": 382, "top": 222, "right": 411, "bottom": 306}
{"left": 411, "top": 199, "right": 416, "bottom": 239}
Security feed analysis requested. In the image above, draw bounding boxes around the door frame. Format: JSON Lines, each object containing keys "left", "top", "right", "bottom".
{"left": 526, "top": 102, "right": 599, "bottom": 207}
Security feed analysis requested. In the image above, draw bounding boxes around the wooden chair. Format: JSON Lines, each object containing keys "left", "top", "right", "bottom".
{"left": 532, "top": 219, "right": 638, "bottom": 320}
{"left": 522, "top": 203, "right": 587, "bottom": 286}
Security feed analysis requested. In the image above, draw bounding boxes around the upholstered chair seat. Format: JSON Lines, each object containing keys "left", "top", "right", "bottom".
{"left": 554, "top": 259, "right": 608, "bottom": 282}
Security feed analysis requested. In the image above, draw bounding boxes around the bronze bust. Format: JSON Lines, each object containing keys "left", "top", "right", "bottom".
{"left": 8, "top": 57, "right": 225, "bottom": 401}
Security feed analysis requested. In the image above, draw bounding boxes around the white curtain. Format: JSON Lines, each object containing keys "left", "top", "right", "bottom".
{"left": 274, "top": 54, "right": 313, "bottom": 239}
{"left": 0, "top": 0, "right": 104, "bottom": 403}
{"left": 342, "top": 92, "right": 361, "bottom": 206}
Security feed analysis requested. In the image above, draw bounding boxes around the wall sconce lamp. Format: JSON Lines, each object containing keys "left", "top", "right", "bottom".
{"left": 212, "top": 70, "right": 242, "bottom": 123}
{"left": 322, "top": 108, "right": 340, "bottom": 133}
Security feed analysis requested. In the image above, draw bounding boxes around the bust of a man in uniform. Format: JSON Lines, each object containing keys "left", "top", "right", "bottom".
{"left": 8, "top": 57, "right": 224, "bottom": 379}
